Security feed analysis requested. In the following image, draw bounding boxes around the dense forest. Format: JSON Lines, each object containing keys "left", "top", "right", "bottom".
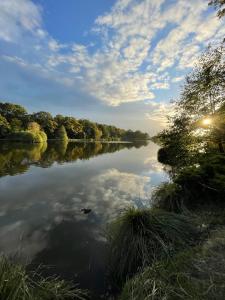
{"left": 0, "top": 102, "right": 149, "bottom": 142}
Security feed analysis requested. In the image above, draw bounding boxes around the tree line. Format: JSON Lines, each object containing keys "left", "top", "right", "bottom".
{"left": 0, "top": 102, "right": 149, "bottom": 142}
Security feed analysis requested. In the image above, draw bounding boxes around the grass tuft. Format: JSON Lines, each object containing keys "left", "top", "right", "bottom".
{"left": 107, "top": 207, "right": 198, "bottom": 287}
{"left": 120, "top": 228, "right": 225, "bottom": 300}
{"left": 0, "top": 255, "right": 88, "bottom": 300}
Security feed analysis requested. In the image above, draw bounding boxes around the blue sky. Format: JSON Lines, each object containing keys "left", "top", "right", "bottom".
{"left": 0, "top": 0, "right": 224, "bottom": 134}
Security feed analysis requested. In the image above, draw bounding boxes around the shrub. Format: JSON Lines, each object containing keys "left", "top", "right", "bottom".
{"left": 107, "top": 208, "right": 198, "bottom": 287}
{"left": 175, "top": 153, "right": 225, "bottom": 208}
{"left": 120, "top": 228, "right": 225, "bottom": 300}
{"left": 0, "top": 256, "right": 88, "bottom": 300}
{"left": 153, "top": 154, "right": 225, "bottom": 212}
{"left": 8, "top": 131, "right": 46, "bottom": 143}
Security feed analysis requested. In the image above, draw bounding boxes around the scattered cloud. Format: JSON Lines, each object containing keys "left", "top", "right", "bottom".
{"left": 145, "top": 102, "right": 176, "bottom": 126}
{"left": 0, "top": 0, "right": 42, "bottom": 42}
{"left": 171, "top": 76, "right": 185, "bottom": 83}
{"left": 0, "top": 0, "right": 224, "bottom": 125}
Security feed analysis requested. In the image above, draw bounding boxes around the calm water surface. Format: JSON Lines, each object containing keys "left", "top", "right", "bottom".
{"left": 0, "top": 141, "right": 167, "bottom": 298}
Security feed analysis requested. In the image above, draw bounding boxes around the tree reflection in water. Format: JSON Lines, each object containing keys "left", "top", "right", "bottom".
{"left": 0, "top": 140, "right": 148, "bottom": 177}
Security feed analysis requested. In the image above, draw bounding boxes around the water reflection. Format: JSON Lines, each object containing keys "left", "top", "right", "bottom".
{"left": 0, "top": 141, "right": 166, "bottom": 299}
{"left": 0, "top": 141, "right": 148, "bottom": 177}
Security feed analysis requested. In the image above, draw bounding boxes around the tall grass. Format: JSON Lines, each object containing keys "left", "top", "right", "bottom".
{"left": 151, "top": 182, "right": 184, "bottom": 213}
{"left": 107, "top": 208, "right": 198, "bottom": 287}
{"left": 120, "top": 228, "right": 225, "bottom": 300}
{"left": 0, "top": 256, "right": 88, "bottom": 300}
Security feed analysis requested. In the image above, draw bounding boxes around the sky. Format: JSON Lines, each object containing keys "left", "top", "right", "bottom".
{"left": 0, "top": 0, "right": 224, "bottom": 135}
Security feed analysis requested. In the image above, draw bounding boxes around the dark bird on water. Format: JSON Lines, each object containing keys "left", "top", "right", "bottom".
{"left": 81, "top": 208, "right": 92, "bottom": 214}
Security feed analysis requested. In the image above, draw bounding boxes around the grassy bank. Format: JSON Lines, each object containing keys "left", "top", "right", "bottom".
{"left": 0, "top": 256, "right": 88, "bottom": 300}
{"left": 120, "top": 226, "right": 225, "bottom": 300}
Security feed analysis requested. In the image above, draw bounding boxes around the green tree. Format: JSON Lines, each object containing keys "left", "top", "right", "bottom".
{"left": 56, "top": 125, "right": 68, "bottom": 141}
{"left": 32, "top": 111, "right": 57, "bottom": 138}
{"left": 27, "top": 122, "right": 41, "bottom": 132}
{"left": 59, "top": 117, "right": 83, "bottom": 139}
{"left": 179, "top": 44, "right": 225, "bottom": 118}
{"left": 98, "top": 124, "right": 110, "bottom": 139}
{"left": 0, "top": 102, "right": 27, "bottom": 121}
{"left": 0, "top": 114, "right": 10, "bottom": 138}
{"left": 10, "top": 118, "right": 23, "bottom": 132}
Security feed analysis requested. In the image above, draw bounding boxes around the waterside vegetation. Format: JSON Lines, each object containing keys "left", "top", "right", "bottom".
{"left": 0, "top": 255, "right": 88, "bottom": 300}
{"left": 0, "top": 102, "right": 149, "bottom": 143}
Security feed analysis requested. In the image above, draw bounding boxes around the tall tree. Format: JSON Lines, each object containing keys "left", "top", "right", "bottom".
{"left": 0, "top": 114, "right": 10, "bottom": 138}
{"left": 55, "top": 125, "right": 68, "bottom": 141}
{"left": 179, "top": 44, "right": 225, "bottom": 118}
{"left": 32, "top": 111, "right": 57, "bottom": 138}
{"left": 0, "top": 102, "right": 27, "bottom": 121}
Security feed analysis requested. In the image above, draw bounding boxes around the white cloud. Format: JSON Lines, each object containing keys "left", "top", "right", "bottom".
{"left": 0, "top": 0, "right": 224, "bottom": 108}
{"left": 172, "top": 76, "right": 184, "bottom": 83}
{"left": 145, "top": 102, "right": 176, "bottom": 126}
{"left": 0, "top": 0, "right": 42, "bottom": 42}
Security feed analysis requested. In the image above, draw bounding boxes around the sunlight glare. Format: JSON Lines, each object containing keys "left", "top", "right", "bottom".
{"left": 202, "top": 118, "right": 212, "bottom": 126}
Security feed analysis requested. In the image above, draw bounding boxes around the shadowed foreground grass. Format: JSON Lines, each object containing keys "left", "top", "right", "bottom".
{"left": 120, "top": 228, "right": 225, "bottom": 300}
{"left": 0, "top": 256, "right": 88, "bottom": 300}
{"left": 107, "top": 208, "right": 198, "bottom": 288}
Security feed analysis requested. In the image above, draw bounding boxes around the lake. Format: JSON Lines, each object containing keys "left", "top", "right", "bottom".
{"left": 0, "top": 141, "right": 167, "bottom": 299}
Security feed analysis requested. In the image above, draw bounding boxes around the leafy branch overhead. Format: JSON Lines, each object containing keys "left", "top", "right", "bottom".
{"left": 209, "top": 0, "right": 225, "bottom": 18}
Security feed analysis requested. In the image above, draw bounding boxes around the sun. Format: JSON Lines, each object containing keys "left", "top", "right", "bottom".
{"left": 202, "top": 118, "right": 212, "bottom": 126}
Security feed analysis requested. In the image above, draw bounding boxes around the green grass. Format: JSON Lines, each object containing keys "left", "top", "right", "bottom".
{"left": 151, "top": 182, "right": 184, "bottom": 213}
{"left": 0, "top": 256, "right": 88, "bottom": 300}
{"left": 107, "top": 208, "right": 198, "bottom": 287}
{"left": 120, "top": 227, "right": 225, "bottom": 300}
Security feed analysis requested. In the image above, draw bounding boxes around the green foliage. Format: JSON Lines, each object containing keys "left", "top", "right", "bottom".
{"left": 32, "top": 111, "right": 57, "bottom": 138}
{"left": 180, "top": 44, "right": 225, "bottom": 117}
{"left": 120, "top": 228, "right": 225, "bottom": 300}
{"left": 38, "top": 130, "right": 48, "bottom": 142}
{"left": 153, "top": 154, "right": 225, "bottom": 212}
{"left": 0, "top": 101, "right": 149, "bottom": 141}
{"left": 56, "top": 116, "right": 83, "bottom": 139}
{"left": 152, "top": 183, "right": 184, "bottom": 213}
{"left": 27, "top": 122, "right": 41, "bottom": 132}
{"left": 55, "top": 125, "right": 68, "bottom": 141}
{"left": 123, "top": 130, "right": 150, "bottom": 140}
{"left": 0, "top": 102, "right": 27, "bottom": 120}
{"left": 8, "top": 119, "right": 47, "bottom": 144}
{"left": 0, "top": 256, "right": 88, "bottom": 300}
{"left": 174, "top": 154, "right": 225, "bottom": 207}
{"left": 156, "top": 116, "right": 200, "bottom": 171}
{"left": 107, "top": 208, "right": 197, "bottom": 287}
{"left": 155, "top": 43, "right": 225, "bottom": 173}
{"left": 0, "top": 114, "right": 10, "bottom": 138}
{"left": 10, "top": 118, "right": 23, "bottom": 132}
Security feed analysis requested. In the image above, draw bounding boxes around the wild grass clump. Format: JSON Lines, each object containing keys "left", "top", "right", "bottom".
{"left": 0, "top": 256, "right": 88, "bottom": 300}
{"left": 107, "top": 207, "right": 198, "bottom": 287}
{"left": 120, "top": 228, "right": 225, "bottom": 300}
{"left": 151, "top": 182, "right": 184, "bottom": 213}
